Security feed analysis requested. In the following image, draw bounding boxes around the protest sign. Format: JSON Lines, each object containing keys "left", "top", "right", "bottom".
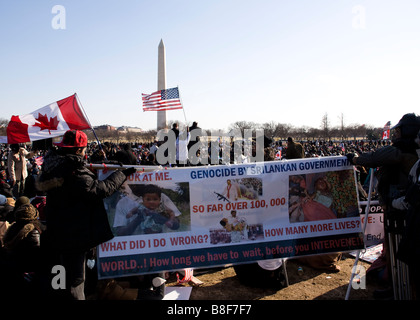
{"left": 359, "top": 200, "right": 384, "bottom": 246}
{"left": 97, "top": 156, "right": 364, "bottom": 279}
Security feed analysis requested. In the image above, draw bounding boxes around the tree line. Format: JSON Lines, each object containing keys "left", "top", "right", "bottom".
{"left": 0, "top": 114, "right": 385, "bottom": 145}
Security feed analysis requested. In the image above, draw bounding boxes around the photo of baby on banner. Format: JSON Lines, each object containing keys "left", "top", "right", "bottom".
{"left": 105, "top": 181, "right": 191, "bottom": 236}
{"left": 288, "top": 169, "right": 359, "bottom": 223}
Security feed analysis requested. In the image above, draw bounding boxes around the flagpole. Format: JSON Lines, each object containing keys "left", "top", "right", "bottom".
{"left": 177, "top": 86, "right": 188, "bottom": 126}
{"left": 74, "top": 93, "right": 107, "bottom": 160}
{"left": 345, "top": 167, "right": 374, "bottom": 300}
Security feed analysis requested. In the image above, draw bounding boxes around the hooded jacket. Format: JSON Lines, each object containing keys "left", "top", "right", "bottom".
{"left": 2, "top": 204, "right": 45, "bottom": 272}
{"left": 285, "top": 140, "right": 305, "bottom": 159}
{"left": 354, "top": 141, "right": 419, "bottom": 208}
{"left": 37, "top": 150, "right": 127, "bottom": 253}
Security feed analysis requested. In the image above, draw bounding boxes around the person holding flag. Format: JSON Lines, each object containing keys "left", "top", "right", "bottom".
{"left": 36, "top": 129, "right": 136, "bottom": 300}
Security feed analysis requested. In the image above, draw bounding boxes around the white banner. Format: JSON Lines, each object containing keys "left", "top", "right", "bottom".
{"left": 97, "top": 156, "right": 364, "bottom": 279}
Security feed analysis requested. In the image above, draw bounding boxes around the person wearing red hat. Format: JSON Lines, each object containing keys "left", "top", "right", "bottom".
{"left": 36, "top": 130, "right": 136, "bottom": 300}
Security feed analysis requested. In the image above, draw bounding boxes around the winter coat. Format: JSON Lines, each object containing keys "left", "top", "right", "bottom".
{"left": 2, "top": 204, "right": 44, "bottom": 273}
{"left": 355, "top": 145, "right": 418, "bottom": 208}
{"left": 7, "top": 148, "right": 33, "bottom": 182}
{"left": 112, "top": 145, "right": 137, "bottom": 165}
{"left": 392, "top": 159, "right": 420, "bottom": 264}
{"left": 36, "top": 150, "right": 127, "bottom": 253}
{"left": 285, "top": 141, "right": 305, "bottom": 159}
{"left": 0, "top": 200, "right": 14, "bottom": 222}
{"left": 0, "top": 169, "right": 14, "bottom": 198}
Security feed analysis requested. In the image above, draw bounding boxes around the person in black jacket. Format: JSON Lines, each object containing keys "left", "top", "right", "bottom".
{"left": 285, "top": 137, "right": 305, "bottom": 159}
{"left": 1, "top": 203, "right": 45, "bottom": 298}
{"left": 36, "top": 130, "right": 135, "bottom": 300}
{"left": 112, "top": 143, "right": 137, "bottom": 165}
{"left": 391, "top": 131, "right": 420, "bottom": 299}
{"left": 0, "top": 167, "right": 14, "bottom": 201}
{"left": 347, "top": 113, "right": 420, "bottom": 299}
{"left": 0, "top": 194, "right": 14, "bottom": 222}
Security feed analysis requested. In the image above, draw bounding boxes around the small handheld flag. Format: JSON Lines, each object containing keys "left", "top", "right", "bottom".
{"left": 382, "top": 121, "right": 391, "bottom": 140}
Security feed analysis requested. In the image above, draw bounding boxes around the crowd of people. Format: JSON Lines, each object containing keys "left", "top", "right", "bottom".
{"left": 0, "top": 115, "right": 419, "bottom": 300}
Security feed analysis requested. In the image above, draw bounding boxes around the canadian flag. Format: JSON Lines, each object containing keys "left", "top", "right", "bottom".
{"left": 6, "top": 94, "right": 91, "bottom": 144}
{"left": 382, "top": 121, "right": 391, "bottom": 140}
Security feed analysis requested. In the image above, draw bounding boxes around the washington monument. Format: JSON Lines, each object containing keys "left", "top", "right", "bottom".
{"left": 157, "top": 39, "right": 167, "bottom": 130}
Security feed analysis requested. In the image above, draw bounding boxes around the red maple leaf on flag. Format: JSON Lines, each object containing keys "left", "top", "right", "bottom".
{"left": 33, "top": 113, "right": 59, "bottom": 134}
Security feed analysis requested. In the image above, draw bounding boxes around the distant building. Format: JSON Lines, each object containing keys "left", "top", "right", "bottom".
{"left": 94, "top": 125, "right": 116, "bottom": 131}
{"left": 117, "top": 126, "right": 143, "bottom": 133}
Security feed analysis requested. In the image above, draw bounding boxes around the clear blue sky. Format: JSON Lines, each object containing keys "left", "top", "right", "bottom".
{"left": 1, "top": 0, "right": 420, "bottom": 132}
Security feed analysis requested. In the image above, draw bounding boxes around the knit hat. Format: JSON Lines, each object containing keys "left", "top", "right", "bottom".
{"left": 54, "top": 130, "right": 88, "bottom": 148}
{"left": 14, "top": 203, "right": 39, "bottom": 221}
{"left": 14, "top": 196, "right": 30, "bottom": 210}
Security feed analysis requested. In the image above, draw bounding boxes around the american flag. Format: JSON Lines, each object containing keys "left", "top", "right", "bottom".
{"left": 34, "top": 156, "right": 44, "bottom": 166}
{"left": 176, "top": 268, "right": 193, "bottom": 284}
{"left": 142, "top": 87, "right": 183, "bottom": 111}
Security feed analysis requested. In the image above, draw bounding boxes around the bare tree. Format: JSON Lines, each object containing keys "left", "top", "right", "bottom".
{"left": 78, "top": 114, "right": 387, "bottom": 146}
{"left": 295, "top": 126, "right": 309, "bottom": 141}
{"left": 307, "top": 127, "right": 321, "bottom": 140}
{"left": 228, "top": 121, "right": 257, "bottom": 137}
{"left": 260, "top": 121, "right": 277, "bottom": 138}
{"left": 338, "top": 113, "right": 345, "bottom": 139}
{"left": 0, "top": 118, "right": 9, "bottom": 136}
{"left": 141, "top": 129, "right": 157, "bottom": 143}
{"left": 365, "top": 125, "right": 381, "bottom": 140}
{"left": 274, "top": 123, "right": 293, "bottom": 140}
{"left": 320, "top": 113, "right": 331, "bottom": 139}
